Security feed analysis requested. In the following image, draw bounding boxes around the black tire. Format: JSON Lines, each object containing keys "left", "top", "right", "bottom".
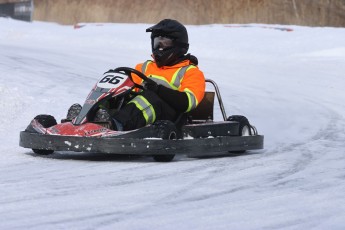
{"left": 227, "top": 115, "right": 251, "bottom": 153}
{"left": 31, "top": 114, "right": 57, "bottom": 155}
{"left": 227, "top": 115, "right": 252, "bottom": 136}
{"left": 32, "top": 114, "right": 57, "bottom": 128}
{"left": 153, "top": 154, "right": 175, "bottom": 162}
{"left": 152, "top": 120, "right": 177, "bottom": 162}
{"left": 32, "top": 149, "right": 54, "bottom": 155}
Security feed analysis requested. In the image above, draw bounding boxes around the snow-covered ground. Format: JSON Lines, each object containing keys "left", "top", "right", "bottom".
{"left": 1, "top": 18, "right": 345, "bottom": 229}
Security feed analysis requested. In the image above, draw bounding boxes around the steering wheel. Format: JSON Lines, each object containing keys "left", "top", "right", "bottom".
{"left": 114, "top": 67, "right": 149, "bottom": 90}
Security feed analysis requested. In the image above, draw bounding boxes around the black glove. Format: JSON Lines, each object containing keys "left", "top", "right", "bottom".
{"left": 143, "top": 78, "right": 160, "bottom": 93}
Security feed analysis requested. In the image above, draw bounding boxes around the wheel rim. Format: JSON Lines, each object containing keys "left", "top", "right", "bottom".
{"left": 168, "top": 131, "right": 177, "bottom": 140}
{"left": 241, "top": 125, "right": 250, "bottom": 136}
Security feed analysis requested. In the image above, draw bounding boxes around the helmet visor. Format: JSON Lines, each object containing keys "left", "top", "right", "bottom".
{"left": 153, "top": 36, "right": 174, "bottom": 50}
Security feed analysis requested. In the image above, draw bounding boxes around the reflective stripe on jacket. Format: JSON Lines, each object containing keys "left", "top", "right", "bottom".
{"left": 128, "top": 95, "right": 156, "bottom": 124}
{"left": 133, "top": 59, "right": 205, "bottom": 113}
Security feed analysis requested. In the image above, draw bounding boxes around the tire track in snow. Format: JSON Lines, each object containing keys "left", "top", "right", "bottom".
{"left": 264, "top": 98, "right": 345, "bottom": 187}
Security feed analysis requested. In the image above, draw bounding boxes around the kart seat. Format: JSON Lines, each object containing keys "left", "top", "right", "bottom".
{"left": 187, "top": 91, "right": 215, "bottom": 123}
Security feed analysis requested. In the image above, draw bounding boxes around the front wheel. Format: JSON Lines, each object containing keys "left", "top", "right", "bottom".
{"left": 32, "top": 149, "right": 54, "bottom": 155}
{"left": 153, "top": 154, "right": 175, "bottom": 162}
{"left": 152, "top": 120, "right": 177, "bottom": 162}
{"left": 30, "top": 114, "right": 57, "bottom": 155}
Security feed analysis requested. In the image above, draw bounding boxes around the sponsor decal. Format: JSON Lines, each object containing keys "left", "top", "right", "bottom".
{"left": 84, "top": 128, "right": 108, "bottom": 136}
{"left": 48, "top": 126, "right": 60, "bottom": 134}
{"left": 85, "top": 99, "right": 96, "bottom": 105}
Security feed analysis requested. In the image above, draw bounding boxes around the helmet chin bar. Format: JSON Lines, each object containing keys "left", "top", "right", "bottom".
{"left": 153, "top": 47, "right": 177, "bottom": 67}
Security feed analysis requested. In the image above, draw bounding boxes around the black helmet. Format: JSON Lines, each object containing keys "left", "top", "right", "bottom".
{"left": 146, "top": 19, "right": 189, "bottom": 67}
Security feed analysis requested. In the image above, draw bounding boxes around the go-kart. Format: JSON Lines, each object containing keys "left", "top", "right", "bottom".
{"left": 19, "top": 67, "right": 264, "bottom": 162}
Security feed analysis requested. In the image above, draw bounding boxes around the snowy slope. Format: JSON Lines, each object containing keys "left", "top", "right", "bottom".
{"left": 1, "top": 18, "right": 345, "bottom": 229}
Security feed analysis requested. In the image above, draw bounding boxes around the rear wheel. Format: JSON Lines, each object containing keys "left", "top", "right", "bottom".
{"left": 152, "top": 120, "right": 177, "bottom": 162}
{"left": 227, "top": 115, "right": 252, "bottom": 136}
{"left": 227, "top": 115, "right": 252, "bottom": 153}
{"left": 31, "top": 114, "right": 57, "bottom": 155}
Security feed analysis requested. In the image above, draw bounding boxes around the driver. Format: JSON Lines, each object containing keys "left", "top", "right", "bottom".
{"left": 66, "top": 19, "right": 205, "bottom": 131}
{"left": 111, "top": 19, "right": 205, "bottom": 130}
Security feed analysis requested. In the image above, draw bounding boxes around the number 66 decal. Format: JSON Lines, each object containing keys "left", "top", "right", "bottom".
{"left": 97, "top": 72, "right": 128, "bottom": 88}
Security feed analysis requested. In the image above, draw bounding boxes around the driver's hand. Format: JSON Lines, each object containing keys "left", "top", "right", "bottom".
{"left": 143, "top": 78, "right": 159, "bottom": 93}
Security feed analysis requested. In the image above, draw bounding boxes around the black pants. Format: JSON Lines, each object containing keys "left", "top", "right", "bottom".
{"left": 113, "top": 91, "right": 177, "bottom": 131}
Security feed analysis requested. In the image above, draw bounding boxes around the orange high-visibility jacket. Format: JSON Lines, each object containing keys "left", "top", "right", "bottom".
{"left": 133, "top": 59, "right": 205, "bottom": 112}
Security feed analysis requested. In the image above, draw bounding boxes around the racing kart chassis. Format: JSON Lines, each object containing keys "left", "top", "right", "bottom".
{"left": 19, "top": 68, "right": 264, "bottom": 161}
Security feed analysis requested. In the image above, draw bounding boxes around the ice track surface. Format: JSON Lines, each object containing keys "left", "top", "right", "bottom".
{"left": 1, "top": 19, "right": 345, "bottom": 229}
